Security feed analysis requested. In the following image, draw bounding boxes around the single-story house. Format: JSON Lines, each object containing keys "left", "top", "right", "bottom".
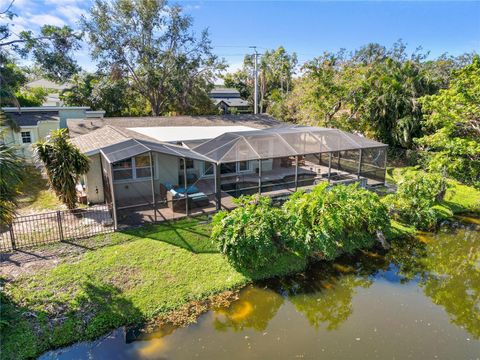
{"left": 69, "top": 115, "right": 387, "bottom": 227}
{"left": 209, "top": 88, "right": 251, "bottom": 114}
{"left": 1, "top": 106, "right": 105, "bottom": 160}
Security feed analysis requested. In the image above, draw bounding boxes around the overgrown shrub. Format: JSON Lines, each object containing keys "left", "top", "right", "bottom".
{"left": 211, "top": 195, "right": 284, "bottom": 271}
{"left": 383, "top": 171, "right": 447, "bottom": 230}
{"left": 282, "top": 183, "right": 390, "bottom": 260}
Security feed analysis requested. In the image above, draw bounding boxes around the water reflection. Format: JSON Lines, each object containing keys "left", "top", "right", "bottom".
{"left": 388, "top": 218, "right": 480, "bottom": 339}
{"left": 42, "top": 218, "right": 480, "bottom": 359}
{"left": 213, "top": 286, "right": 284, "bottom": 332}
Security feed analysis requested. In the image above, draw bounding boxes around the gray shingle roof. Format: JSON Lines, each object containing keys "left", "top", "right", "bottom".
{"left": 67, "top": 114, "right": 279, "bottom": 137}
{"left": 70, "top": 125, "right": 213, "bottom": 163}
{"left": 209, "top": 88, "right": 241, "bottom": 98}
{"left": 213, "top": 98, "right": 250, "bottom": 107}
{"left": 3, "top": 111, "right": 59, "bottom": 127}
{"left": 70, "top": 126, "right": 130, "bottom": 154}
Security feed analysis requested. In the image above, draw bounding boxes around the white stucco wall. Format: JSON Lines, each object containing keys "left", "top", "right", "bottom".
{"left": 84, "top": 153, "right": 105, "bottom": 204}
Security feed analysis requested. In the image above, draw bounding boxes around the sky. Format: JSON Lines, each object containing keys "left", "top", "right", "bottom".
{"left": 2, "top": 0, "right": 479, "bottom": 73}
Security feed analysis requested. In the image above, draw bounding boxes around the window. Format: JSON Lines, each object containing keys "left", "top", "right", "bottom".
{"left": 21, "top": 131, "right": 32, "bottom": 144}
{"left": 135, "top": 154, "right": 152, "bottom": 178}
{"left": 112, "top": 155, "right": 153, "bottom": 181}
{"left": 203, "top": 161, "right": 251, "bottom": 176}
{"left": 113, "top": 159, "right": 133, "bottom": 181}
{"left": 221, "top": 162, "right": 237, "bottom": 174}
{"left": 180, "top": 158, "right": 194, "bottom": 170}
{"left": 238, "top": 161, "right": 249, "bottom": 172}
{"left": 204, "top": 162, "right": 214, "bottom": 176}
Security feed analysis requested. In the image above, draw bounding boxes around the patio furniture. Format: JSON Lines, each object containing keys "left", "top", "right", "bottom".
{"left": 166, "top": 189, "right": 209, "bottom": 212}
{"left": 176, "top": 185, "right": 200, "bottom": 195}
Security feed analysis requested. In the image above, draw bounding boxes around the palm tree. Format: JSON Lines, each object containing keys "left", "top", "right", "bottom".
{"left": 0, "top": 141, "right": 23, "bottom": 227}
{"left": 34, "top": 129, "right": 90, "bottom": 210}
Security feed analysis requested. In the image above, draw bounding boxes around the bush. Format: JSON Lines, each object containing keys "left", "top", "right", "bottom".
{"left": 383, "top": 171, "right": 447, "bottom": 230}
{"left": 283, "top": 183, "right": 390, "bottom": 260}
{"left": 211, "top": 195, "right": 284, "bottom": 271}
{"left": 211, "top": 184, "right": 391, "bottom": 271}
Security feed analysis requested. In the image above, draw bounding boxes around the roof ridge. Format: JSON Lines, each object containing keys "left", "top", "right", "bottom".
{"left": 105, "top": 124, "right": 130, "bottom": 138}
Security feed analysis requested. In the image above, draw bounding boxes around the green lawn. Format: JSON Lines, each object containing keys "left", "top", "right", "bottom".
{"left": 2, "top": 167, "right": 479, "bottom": 359}
{"left": 16, "top": 166, "right": 64, "bottom": 214}
{"left": 0, "top": 217, "right": 306, "bottom": 360}
{"left": 387, "top": 166, "right": 480, "bottom": 214}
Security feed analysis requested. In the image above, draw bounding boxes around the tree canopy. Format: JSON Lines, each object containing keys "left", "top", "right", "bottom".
{"left": 0, "top": 1, "right": 81, "bottom": 105}
{"left": 222, "top": 46, "right": 297, "bottom": 114}
{"left": 416, "top": 56, "right": 480, "bottom": 188}
{"left": 82, "top": 0, "right": 224, "bottom": 116}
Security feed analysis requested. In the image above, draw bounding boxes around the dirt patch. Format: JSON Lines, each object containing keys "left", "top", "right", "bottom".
{"left": 0, "top": 233, "right": 132, "bottom": 281}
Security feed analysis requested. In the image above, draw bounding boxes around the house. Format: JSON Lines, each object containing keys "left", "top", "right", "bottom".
{"left": 24, "top": 78, "right": 72, "bottom": 106}
{"left": 209, "top": 88, "right": 251, "bottom": 114}
{"left": 0, "top": 106, "right": 105, "bottom": 160}
{"left": 68, "top": 115, "right": 387, "bottom": 227}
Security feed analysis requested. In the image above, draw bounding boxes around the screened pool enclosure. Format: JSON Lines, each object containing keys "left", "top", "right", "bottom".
{"left": 99, "top": 126, "right": 387, "bottom": 227}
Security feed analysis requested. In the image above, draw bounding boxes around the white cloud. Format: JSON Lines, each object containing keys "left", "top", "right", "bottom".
{"left": 44, "top": 0, "right": 83, "bottom": 4}
{"left": 29, "top": 14, "right": 66, "bottom": 27}
{"left": 1, "top": 0, "right": 37, "bottom": 12}
{"left": 57, "top": 4, "right": 86, "bottom": 24}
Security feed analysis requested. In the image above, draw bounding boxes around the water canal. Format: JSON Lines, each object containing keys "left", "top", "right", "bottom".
{"left": 41, "top": 216, "right": 480, "bottom": 359}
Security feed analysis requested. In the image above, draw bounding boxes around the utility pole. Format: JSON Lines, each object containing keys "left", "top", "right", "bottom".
{"left": 250, "top": 46, "right": 259, "bottom": 114}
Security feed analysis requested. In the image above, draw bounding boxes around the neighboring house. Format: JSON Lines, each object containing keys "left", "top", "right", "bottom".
{"left": 1, "top": 106, "right": 105, "bottom": 160}
{"left": 209, "top": 88, "right": 251, "bottom": 114}
{"left": 68, "top": 114, "right": 388, "bottom": 227}
{"left": 25, "top": 78, "right": 73, "bottom": 106}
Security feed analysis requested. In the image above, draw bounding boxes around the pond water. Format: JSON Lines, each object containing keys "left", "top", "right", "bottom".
{"left": 42, "top": 217, "right": 480, "bottom": 360}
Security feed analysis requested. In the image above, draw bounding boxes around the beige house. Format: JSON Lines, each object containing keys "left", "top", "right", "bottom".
{"left": 68, "top": 115, "right": 278, "bottom": 205}
{"left": 68, "top": 115, "right": 387, "bottom": 227}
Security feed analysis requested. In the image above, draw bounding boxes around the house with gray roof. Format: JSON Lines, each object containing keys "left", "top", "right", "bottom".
{"left": 68, "top": 114, "right": 387, "bottom": 227}
{"left": 0, "top": 106, "right": 104, "bottom": 160}
{"left": 209, "top": 87, "right": 251, "bottom": 114}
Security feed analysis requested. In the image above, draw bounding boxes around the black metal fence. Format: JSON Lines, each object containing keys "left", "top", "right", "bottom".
{"left": 0, "top": 205, "right": 114, "bottom": 252}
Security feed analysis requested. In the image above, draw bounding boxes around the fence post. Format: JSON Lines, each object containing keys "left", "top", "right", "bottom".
{"left": 9, "top": 224, "right": 16, "bottom": 250}
{"left": 56, "top": 211, "right": 65, "bottom": 242}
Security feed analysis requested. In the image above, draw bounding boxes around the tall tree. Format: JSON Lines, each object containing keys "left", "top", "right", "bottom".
{"left": 416, "top": 56, "right": 480, "bottom": 188}
{"left": 222, "top": 46, "right": 297, "bottom": 113}
{"left": 278, "top": 41, "right": 454, "bottom": 148}
{"left": 34, "top": 129, "right": 90, "bottom": 210}
{"left": 0, "top": 1, "right": 82, "bottom": 105}
{"left": 60, "top": 72, "right": 150, "bottom": 116}
{"left": 82, "top": 0, "right": 224, "bottom": 116}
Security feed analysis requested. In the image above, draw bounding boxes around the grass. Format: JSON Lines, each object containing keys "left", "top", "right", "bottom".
{"left": 387, "top": 166, "right": 480, "bottom": 215}
{"left": 1, "top": 167, "right": 479, "bottom": 359}
{"left": 0, "top": 217, "right": 306, "bottom": 360}
{"left": 16, "top": 166, "right": 64, "bottom": 214}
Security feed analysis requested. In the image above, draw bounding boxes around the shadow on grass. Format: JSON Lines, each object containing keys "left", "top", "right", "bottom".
{"left": 16, "top": 166, "right": 58, "bottom": 210}
{"left": 120, "top": 217, "right": 217, "bottom": 254}
{"left": 439, "top": 199, "right": 469, "bottom": 214}
{"left": 0, "top": 278, "right": 144, "bottom": 360}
